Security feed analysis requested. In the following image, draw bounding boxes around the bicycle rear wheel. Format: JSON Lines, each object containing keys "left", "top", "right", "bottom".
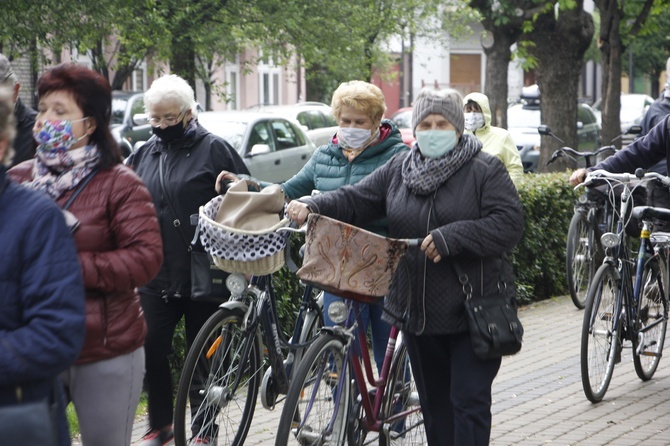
{"left": 581, "top": 263, "right": 620, "bottom": 403}
{"left": 276, "top": 333, "right": 350, "bottom": 446}
{"left": 174, "top": 307, "right": 262, "bottom": 446}
{"left": 633, "top": 258, "right": 668, "bottom": 381}
{"left": 379, "top": 336, "right": 425, "bottom": 446}
{"left": 567, "top": 211, "right": 594, "bottom": 309}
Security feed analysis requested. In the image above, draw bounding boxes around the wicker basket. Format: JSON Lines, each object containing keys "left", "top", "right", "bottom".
{"left": 198, "top": 194, "right": 290, "bottom": 275}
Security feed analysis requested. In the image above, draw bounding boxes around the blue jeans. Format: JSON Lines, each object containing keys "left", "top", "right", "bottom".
{"left": 323, "top": 291, "right": 390, "bottom": 373}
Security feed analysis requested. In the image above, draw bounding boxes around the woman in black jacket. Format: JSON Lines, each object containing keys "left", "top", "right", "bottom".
{"left": 287, "top": 88, "right": 524, "bottom": 446}
{"left": 128, "top": 74, "right": 249, "bottom": 446}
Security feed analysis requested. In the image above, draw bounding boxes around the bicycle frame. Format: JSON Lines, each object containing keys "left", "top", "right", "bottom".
{"left": 222, "top": 273, "right": 322, "bottom": 401}
{"left": 316, "top": 301, "right": 419, "bottom": 438}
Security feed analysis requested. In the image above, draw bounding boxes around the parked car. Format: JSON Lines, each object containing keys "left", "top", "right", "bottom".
{"left": 389, "top": 107, "right": 416, "bottom": 146}
{"left": 592, "top": 93, "right": 654, "bottom": 145}
{"left": 247, "top": 102, "right": 338, "bottom": 147}
{"left": 110, "top": 91, "right": 151, "bottom": 157}
{"left": 507, "top": 85, "right": 601, "bottom": 173}
{"left": 197, "top": 111, "right": 317, "bottom": 183}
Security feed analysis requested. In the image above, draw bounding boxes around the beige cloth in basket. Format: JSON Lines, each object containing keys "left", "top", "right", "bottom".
{"left": 215, "top": 180, "right": 285, "bottom": 230}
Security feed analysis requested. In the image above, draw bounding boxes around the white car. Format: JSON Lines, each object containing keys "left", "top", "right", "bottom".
{"left": 247, "top": 102, "right": 338, "bottom": 147}
{"left": 592, "top": 93, "right": 654, "bottom": 144}
{"left": 197, "top": 111, "right": 317, "bottom": 183}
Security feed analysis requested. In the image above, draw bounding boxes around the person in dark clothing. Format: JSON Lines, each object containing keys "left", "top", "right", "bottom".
{"left": 127, "top": 74, "right": 250, "bottom": 446}
{"left": 287, "top": 88, "right": 524, "bottom": 446}
{"left": 0, "top": 86, "right": 86, "bottom": 446}
{"left": 0, "top": 53, "right": 37, "bottom": 166}
{"left": 641, "top": 58, "right": 670, "bottom": 138}
{"left": 569, "top": 115, "right": 670, "bottom": 231}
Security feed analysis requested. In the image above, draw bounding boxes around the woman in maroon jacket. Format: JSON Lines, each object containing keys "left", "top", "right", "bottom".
{"left": 9, "top": 64, "right": 163, "bottom": 446}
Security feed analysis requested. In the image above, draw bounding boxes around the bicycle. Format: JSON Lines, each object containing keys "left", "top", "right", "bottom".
{"left": 276, "top": 236, "right": 425, "bottom": 446}
{"left": 579, "top": 169, "right": 670, "bottom": 403}
{"left": 173, "top": 206, "right": 324, "bottom": 446}
{"left": 547, "top": 144, "right": 618, "bottom": 309}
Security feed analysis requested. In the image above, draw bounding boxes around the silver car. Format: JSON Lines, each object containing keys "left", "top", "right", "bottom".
{"left": 247, "top": 102, "right": 338, "bottom": 147}
{"left": 197, "top": 111, "right": 317, "bottom": 183}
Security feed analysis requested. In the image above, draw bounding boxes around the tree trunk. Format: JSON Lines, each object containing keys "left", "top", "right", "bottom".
{"left": 171, "top": 36, "right": 197, "bottom": 90}
{"left": 596, "top": 0, "right": 623, "bottom": 148}
{"left": 483, "top": 29, "right": 518, "bottom": 128}
{"left": 527, "top": 2, "right": 594, "bottom": 172}
{"left": 111, "top": 61, "right": 138, "bottom": 90}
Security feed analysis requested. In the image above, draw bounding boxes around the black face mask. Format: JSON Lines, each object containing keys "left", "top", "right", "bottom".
{"left": 152, "top": 122, "right": 186, "bottom": 143}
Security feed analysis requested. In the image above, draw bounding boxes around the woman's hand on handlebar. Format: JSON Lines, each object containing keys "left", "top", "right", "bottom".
{"left": 215, "top": 170, "right": 241, "bottom": 193}
{"left": 286, "top": 201, "right": 311, "bottom": 226}
{"left": 420, "top": 234, "right": 442, "bottom": 263}
{"left": 569, "top": 168, "right": 589, "bottom": 187}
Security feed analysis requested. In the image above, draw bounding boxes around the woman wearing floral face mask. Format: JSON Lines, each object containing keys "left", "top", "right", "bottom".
{"left": 286, "top": 88, "right": 524, "bottom": 446}
{"left": 463, "top": 92, "right": 523, "bottom": 186}
{"left": 8, "top": 64, "right": 164, "bottom": 446}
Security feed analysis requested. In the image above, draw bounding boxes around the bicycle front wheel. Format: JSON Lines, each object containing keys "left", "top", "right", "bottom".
{"left": 276, "top": 333, "right": 350, "bottom": 446}
{"left": 567, "top": 211, "right": 594, "bottom": 309}
{"left": 174, "top": 307, "right": 262, "bottom": 446}
{"left": 379, "top": 335, "right": 425, "bottom": 446}
{"left": 580, "top": 263, "right": 620, "bottom": 403}
{"left": 633, "top": 258, "right": 668, "bottom": 381}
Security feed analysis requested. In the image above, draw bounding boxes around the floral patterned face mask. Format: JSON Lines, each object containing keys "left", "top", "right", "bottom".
{"left": 33, "top": 118, "right": 88, "bottom": 156}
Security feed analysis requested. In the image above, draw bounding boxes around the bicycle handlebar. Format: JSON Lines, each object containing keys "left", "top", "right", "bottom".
{"left": 547, "top": 145, "right": 617, "bottom": 167}
{"left": 579, "top": 169, "right": 670, "bottom": 189}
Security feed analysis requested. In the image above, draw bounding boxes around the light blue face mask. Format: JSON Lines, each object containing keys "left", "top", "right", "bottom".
{"left": 415, "top": 130, "right": 458, "bottom": 158}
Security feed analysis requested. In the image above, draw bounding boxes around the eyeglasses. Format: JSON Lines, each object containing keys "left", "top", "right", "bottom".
{"left": 148, "top": 110, "right": 186, "bottom": 127}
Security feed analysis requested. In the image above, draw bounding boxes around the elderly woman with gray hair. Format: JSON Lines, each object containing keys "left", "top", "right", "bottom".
{"left": 127, "top": 74, "right": 249, "bottom": 446}
{"left": 287, "top": 88, "right": 524, "bottom": 445}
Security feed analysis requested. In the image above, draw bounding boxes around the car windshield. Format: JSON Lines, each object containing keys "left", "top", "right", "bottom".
{"left": 392, "top": 110, "right": 413, "bottom": 129}
{"left": 111, "top": 97, "right": 129, "bottom": 125}
{"left": 197, "top": 116, "right": 247, "bottom": 150}
{"left": 507, "top": 106, "right": 541, "bottom": 128}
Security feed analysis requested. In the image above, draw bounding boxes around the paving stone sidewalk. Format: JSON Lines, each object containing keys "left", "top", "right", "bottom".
{"left": 113, "top": 296, "right": 670, "bottom": 445}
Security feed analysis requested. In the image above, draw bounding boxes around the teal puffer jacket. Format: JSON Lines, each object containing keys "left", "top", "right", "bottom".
{"left": 282, "top": 119, "right": 408, "bottom": 234}
{"left": 283, "top": 119, "right": 408, "bottom": 233}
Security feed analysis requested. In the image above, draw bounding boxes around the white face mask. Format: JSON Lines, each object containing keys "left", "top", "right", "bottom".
{"left": 464, "top": 112, "right": 485, "bottom": 131}
{"left": 338, "top": 127, "right": 373, "bottom": 149}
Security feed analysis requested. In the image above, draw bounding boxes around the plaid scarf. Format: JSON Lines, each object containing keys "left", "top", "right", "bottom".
{"left": 401, "top": 133, "right": 481, "bottom": 196}
{"left": 27, "top": 144, "right": 100, "bottom": 200}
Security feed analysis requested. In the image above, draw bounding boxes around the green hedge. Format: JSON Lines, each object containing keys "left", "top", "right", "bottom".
{"left": 511, "top": 172, "right": 578, "bottom": 305}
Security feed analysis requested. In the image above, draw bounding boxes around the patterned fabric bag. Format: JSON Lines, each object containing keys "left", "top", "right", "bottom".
{"left": 298, "top": 214, "right": 409, "bottom": 304}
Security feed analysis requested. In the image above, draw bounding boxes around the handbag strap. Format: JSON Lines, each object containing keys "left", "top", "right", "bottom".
{"left": 450, "top": 258, "right": 506, "bottom": 299}
{"left": 63, "top": 168, "right": 100, "bottom": 210}
{"left": 158, "top": 152, "right": 192, "bottom": 251}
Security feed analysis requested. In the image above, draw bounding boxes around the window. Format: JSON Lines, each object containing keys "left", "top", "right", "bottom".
{"left": 258, "top": 54, "right": 281, "bottom": 105}
{"left": 578, "top": 105, "right": 595, "bottom": 125}
{"left": 247, "top": 121, "right": 274, "bottom": 152}
{"left": 131, "top": 96, "right": 145, "bottom": 117}
{"left": 226, "top": 62, "right": 240, "bottom": 110}
{"left": 271, "top": 120, "right": 299, "bottom": 150}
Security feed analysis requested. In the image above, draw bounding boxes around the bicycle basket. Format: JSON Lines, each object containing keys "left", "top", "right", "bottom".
{"left": 297, "top": 214, "right": 410, "bottom": 304}
{"left": 198, "top": 181, "right": 290, "bottom": 275}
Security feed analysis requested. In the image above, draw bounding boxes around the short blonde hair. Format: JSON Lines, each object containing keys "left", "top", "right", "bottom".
{"left": 0, "top": 86, "right": 16, "bottom": 166}
{"left": 144, "top": 74, "right": 198, "bottom": 117}
{"left": 331, "top": 81, "right": 387, "bottom": 122}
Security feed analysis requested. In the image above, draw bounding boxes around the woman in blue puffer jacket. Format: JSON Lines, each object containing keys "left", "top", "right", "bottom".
{"left": 218, "top": 80, "right": 408, "bottom": 371}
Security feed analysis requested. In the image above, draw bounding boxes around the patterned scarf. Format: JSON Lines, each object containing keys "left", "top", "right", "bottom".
{"left": 401, "top": 133, "right": 482, "bottom": 196}
{"left": 27, "top": 144, "right": 101, "bottom": 200}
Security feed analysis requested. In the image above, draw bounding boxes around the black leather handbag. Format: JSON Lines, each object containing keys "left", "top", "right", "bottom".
{"left": 452, "top": 260, "right": 524, "bottom": 360}
{"left": 159, "top": 153, "right": 229, "bottom": 303}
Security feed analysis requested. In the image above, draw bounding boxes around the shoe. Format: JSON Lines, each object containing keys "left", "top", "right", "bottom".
{"left": 190, "top": 436, "right": 217, "bottom": 446}
{"left": 139, "top": 425, "right": 174, "bottom": 446}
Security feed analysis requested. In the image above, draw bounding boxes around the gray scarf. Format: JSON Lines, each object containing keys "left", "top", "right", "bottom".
{"left": 401, "top": 133, "right": 482, "bottom": 196}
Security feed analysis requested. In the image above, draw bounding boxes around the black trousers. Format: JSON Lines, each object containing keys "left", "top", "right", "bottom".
{"left": 404, "top": 331, "right": 501, "bottom": 446}
{"left": 140, "top": 293, "right": 221, "bottom": 430}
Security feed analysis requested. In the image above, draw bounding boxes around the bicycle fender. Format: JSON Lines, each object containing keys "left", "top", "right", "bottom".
{"left": 217, "top": 300, "right": 249, "bottom": 314}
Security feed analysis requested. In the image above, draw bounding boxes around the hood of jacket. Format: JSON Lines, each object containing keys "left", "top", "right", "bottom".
{"left": 463, "top": 92, "right": 492, "bottom": 129}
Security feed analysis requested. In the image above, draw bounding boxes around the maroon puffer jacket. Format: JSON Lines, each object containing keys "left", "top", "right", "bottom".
{"left": 9, "top": 162, "right": 163, "bottom": 364}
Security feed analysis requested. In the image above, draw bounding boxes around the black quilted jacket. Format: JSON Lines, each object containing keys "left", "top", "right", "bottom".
{"left": 302, "top": 145, "right": 524, "bottom": 335}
